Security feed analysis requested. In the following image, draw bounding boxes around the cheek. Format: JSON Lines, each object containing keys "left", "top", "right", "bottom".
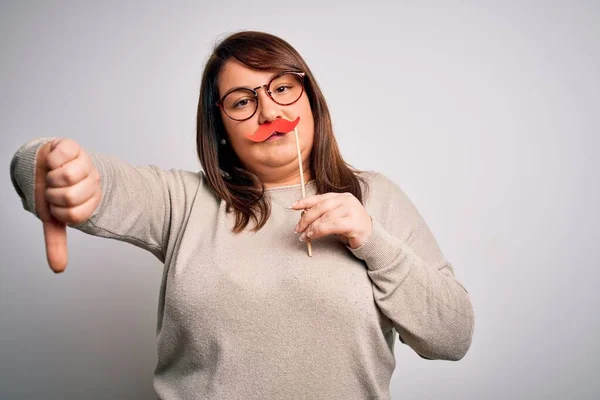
{"left": 297, "top": 98, "right": 314, "bottom": 135}
{"left": 221, "top": 117, "right": 236, "bottom": 139}
{"left": 222, "top": 118, "right": 249, "bottom": 144}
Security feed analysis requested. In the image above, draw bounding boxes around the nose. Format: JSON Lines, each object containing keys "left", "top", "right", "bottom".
{"left": 256, "top": 85, "right": 282, "bottom": 124}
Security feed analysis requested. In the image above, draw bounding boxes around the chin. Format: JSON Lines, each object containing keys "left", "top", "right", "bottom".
{"left": 260, "top": 147, "right": 301, "bottom": 167}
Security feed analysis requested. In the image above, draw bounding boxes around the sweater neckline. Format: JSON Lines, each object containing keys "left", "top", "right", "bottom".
{"left": 265, "top": 179, "right": 316, "bottom": 192}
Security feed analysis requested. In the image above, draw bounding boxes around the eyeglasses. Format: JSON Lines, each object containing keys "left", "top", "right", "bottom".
{"left": 216, "top": 71, "right": 306, "bottom": 121}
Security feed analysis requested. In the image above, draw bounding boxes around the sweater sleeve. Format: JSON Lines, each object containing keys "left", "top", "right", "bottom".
{"left": 9, "top": 137, "right": 200, "bottom": 263}
{"left": 347, "top": 174, "right": 474, "bottom": 361}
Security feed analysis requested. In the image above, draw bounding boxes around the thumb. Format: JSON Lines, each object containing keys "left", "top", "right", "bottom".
{"left": 43, "top": 217, "right": 68, "bottom": 273}
{"left": 36, "top": 139, "right": 69, "bottom": 273}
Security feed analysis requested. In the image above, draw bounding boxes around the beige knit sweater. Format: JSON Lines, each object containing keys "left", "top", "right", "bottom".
{"left": 10, "top": 137, "right": 474, "bottom": 400}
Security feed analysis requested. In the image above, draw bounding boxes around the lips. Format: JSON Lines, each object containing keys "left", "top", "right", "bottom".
{"left": 265, "top": 131, "right": 288, "bottom": 141}
{"left": 245, "top": 117, "right": 301, "bottom": 142}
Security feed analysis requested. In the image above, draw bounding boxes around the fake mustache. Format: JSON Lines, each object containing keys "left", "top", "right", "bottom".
{"left": 245, "top": 117, "right": 300, "bottom": 142}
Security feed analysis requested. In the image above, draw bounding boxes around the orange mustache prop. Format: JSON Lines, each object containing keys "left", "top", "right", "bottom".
{"left": 245, "top": 116, "right": 300, "bottom": 142}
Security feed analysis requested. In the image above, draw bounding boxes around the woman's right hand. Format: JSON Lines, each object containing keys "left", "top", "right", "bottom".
{"left": 35, "top": 138, "right": 102, "bottom": 273}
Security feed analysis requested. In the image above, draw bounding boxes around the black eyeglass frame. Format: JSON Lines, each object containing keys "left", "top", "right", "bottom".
{"left": 216, "top": 71, "right": 306, "bottom": 122}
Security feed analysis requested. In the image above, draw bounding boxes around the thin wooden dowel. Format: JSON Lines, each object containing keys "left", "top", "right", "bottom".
{"left": 294, "top": 126, "right": 312, "bottom": 257}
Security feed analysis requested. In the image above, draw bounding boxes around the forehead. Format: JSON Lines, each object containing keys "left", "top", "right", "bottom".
{"left": 218, "top": 59, "right": 277, "bottom": 96}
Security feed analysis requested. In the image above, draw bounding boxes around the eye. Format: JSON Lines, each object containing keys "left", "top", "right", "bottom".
{"left": 234, "top": 99, "right": 248, "bottom": 108}
{"left": 232, "top": 98, "right": 255, "bottom": 109}
{"left": 274, "top": 85, "right": 292, "bottom": 94}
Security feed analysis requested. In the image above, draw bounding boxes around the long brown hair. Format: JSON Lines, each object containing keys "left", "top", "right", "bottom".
{"left": 196, "top": 31, "right": 369, "bottom": 233}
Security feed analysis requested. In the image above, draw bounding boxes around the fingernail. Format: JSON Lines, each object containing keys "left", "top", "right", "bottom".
{"left": 293, "top": 225, "right": 299, "bottom": 233}
{"left": 299, "top": 233, "right": 306, "bottom": 241}
{"left": 307, "top": 231, "right": 313, "bottom": 238}
{"left": 289, "top": 201, "right": 298, "bottom": 208}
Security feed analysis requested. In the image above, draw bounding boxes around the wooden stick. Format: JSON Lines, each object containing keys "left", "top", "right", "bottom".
{"left": 293, "top": 126, "right": 312, "bottom": 257}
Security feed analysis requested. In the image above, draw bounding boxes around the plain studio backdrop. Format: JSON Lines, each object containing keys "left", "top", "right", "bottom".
{"left": 1, "top": 1, "right": 598, "bottom": 399}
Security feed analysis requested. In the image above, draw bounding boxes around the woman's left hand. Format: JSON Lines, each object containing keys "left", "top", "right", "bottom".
{"left": 289, "top": 193, "right": 373, "bottom": 249}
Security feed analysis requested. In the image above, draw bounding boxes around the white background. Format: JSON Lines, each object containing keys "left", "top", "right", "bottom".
{"left": 1, "top": 1, "right": 598, "bottom": 398}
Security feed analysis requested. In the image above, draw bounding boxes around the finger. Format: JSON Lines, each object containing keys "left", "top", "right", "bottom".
{"left": 43, "top": 218, "right": 68, "bottom": 273}
{"left": 45, "top": 169, "right": 99, "bottom": 207}
{"left": 289, "top": 192, "right": 340, "bottom": 210}
{"left": 46, "top": 151, "right": 92, "bottom": 188}
{"left": 46, "top": 138, "right": 81, "bottom": 171}
{"left": 49, "top": 189, "right": 101, "bottom": 225}
{"left": 295, "top": 197, "right": 344, "bottom": 233}
{"left": 303, "top": 205, "right": 351, "bottom": 241}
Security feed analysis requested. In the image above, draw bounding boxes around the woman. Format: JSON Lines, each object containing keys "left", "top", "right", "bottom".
{"left": 10, "top": 31, "right": 474, "bottom": 399}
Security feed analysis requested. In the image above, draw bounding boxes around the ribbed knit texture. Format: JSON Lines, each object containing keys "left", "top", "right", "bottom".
{"left": 10, "top": 138, "right": 474, "bottom": 400}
